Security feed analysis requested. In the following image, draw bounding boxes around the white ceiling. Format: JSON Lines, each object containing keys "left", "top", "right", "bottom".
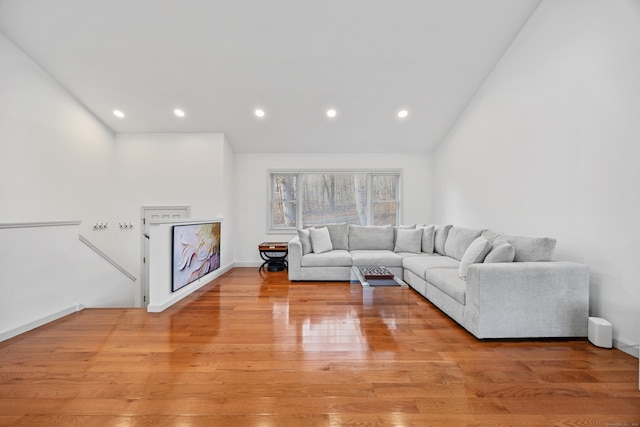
{"left": 0, "top": 0, "right": 540, "bottom": 153}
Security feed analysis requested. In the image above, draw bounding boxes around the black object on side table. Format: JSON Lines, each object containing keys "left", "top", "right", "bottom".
{"left": 258, "top": 242, "right": 288, "bottom": 272}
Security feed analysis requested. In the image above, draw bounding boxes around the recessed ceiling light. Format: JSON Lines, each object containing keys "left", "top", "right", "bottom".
{"left": 397, "top": 109, "right": 409, "bottom": 119}
{"left": 326, "top": 108, "right": 337, "bottom": 118}
{"left": 254, "top": 108, "right": 265, "bottom": 118}
{"left": 113, "top": 110, "right": 125, "bottom": 118}
{"left": 174, "top": 109, "right": 185, "bottom": 117}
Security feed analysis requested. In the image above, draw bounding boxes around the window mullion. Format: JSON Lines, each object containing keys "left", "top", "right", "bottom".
{"left": 367, "top": 173, "right": 373, "bottom": 226}
{"left": 297, "top": 173, "right": 302, "bottom": 229}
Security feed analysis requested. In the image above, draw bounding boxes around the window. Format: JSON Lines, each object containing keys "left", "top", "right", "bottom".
{"left": 269, "top": 170, "right": 401, "bottom": 231}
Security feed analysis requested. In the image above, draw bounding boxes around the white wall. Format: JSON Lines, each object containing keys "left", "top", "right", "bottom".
{"left": 435, "top": 0, "right": 640, "bottom": 354}
{"left": 113, "top": 132, "right": 233, "bottom": 291}
{"left": 0, "top": 33, "right": 139, "bottom": 339}
{"left": 0, "top": 31, "right": 236, "bottom": 323}
{"left": 0, "top": 33, "right": 115, "bottom": 240}
{"left": 234, "top": 152, "right": 434, "bottom": 264}
{"left": 0, "top": 223, "right": 135, "bottom": 341}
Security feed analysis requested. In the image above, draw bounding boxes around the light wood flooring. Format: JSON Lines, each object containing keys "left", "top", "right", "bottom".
{"left": 0, "top": 267, "right": 638, "bottom": 426}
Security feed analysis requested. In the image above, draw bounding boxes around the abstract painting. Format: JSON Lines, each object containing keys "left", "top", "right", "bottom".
{"left": 172, "top": 222, "right": 221, "bottom": 292}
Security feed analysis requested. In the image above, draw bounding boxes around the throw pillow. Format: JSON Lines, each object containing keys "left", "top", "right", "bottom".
{"left": 309, "top": 227, "right": 333, "bottom": 254}
{"left": 458, "top": 236, "right": 492, "bottom": 280}
{"left": 393, "top": 228, "right": 423, "bottom": 253}
{"left": 298, "top": 228, "right": 312, "bottom": 255}
{"left": 484, "top": 240, "right": 515, "bottom": 263}
{"left": 420, "top": 224, "right": 436, "bottom": 254}
{"left": 393, "top": 224, "right": 416, "bottom": 243}
{"left": 434, "top": 224, "right": 453, "bottom": 255}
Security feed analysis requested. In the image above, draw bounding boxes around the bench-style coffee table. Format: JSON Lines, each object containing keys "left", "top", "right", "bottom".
{"left": 350, "top": 265, "right": 407, "bottom": 287}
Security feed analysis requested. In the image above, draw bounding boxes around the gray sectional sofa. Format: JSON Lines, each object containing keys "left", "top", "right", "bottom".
{"left": 288, "top": 223, "right": 590, "bottom": 339}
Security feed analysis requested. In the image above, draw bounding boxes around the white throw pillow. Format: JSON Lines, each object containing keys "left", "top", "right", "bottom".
{"left": 434, "top": 224, "right": 452, "bottom": 255}
{"left": 309, "top": 227, "right": 333, "bottom": 254}
{"left": 484, "top": 240, "right": 515, "bottom": 263}
{"left": 298, "top": 228, "right": 312, "bottom": 255}
{"left": 458, "top": 236, "right": 492, "bottom": 280}
{"left": 394, "top": 228, "right": 423, "bottom": 253}
{"left": 419, "top": 224, "right": 436, "bottom": 254}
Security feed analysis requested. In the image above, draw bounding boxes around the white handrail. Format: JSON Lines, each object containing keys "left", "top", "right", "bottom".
{"left": 0, "top": 220, "right": 81, "bottom": 229}
{"left": 78, "top": 235, "right": 137, "bottom": 282}
{"left": 0, "top": 221, "right": 137, "bottom": 282}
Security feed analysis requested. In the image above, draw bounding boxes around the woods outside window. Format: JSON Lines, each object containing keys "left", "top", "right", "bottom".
{"left": 269, "top": 170, "right": 401, "bottom": 232}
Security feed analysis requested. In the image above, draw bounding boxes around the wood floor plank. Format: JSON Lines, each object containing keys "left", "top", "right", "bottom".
{"left": 0, "top": 267, "right": 638, "bottom": 426}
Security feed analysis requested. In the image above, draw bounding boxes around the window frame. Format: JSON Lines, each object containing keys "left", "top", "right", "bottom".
{"left": 267, "top": 169, "right": 403, "bottom": 233}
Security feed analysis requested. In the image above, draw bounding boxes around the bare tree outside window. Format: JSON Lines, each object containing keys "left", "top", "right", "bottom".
{"left": 302, "top": 174, "right": 368, "bottom": 225}
{"left": 269, "top": 171, "right": 400, "bottom": 231}
{"left": 373, "top": 175, "right": 398, "bottom": 226}
{"left": 271, "top": 175, "right": 297, "bottom": 228}
{"left": 354, "top": 175, "right": 367, "bottom": 225}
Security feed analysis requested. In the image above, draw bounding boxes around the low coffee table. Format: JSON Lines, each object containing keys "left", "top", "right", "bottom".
{"left": 350, "top": 265, "right": 407, "bottom": 287}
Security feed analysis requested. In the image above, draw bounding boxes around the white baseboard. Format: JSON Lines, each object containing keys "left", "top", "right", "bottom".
{"left": 234, "top": 261, "right": 262, "bottom": 267}
{"left": 0, "top": 304, "right": 85, "bottom": 342}
{"left": 147, "top": 263, "right": 234, "bottom": 313}
{"left": 614, "top": 338, "right": 640, "bottom": 358}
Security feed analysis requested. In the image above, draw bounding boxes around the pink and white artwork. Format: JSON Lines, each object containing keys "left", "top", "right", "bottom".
{"left": 172, "top": 222, "right": 221, "bottom": 292}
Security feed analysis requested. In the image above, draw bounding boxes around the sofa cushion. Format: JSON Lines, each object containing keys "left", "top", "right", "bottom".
{"left": 434, "top": 224, "right": 452, "bottom": 255}
{"left": 419, "top": 225, "right": 436, "bottom": 254}
{"left": 458, "top": 236, "right": 492, "bottom": 280}
{"left": 321, "top": 223, "right": 349, "bottom": 250}
{"left": 425, "top": 268, "right": 467, "bottom": 305}
{"left": 501, "top": 233, "right": 556, "bottom": 262}
{"left": 351, "top": 250, "right": 404, "bottom": 267}
{"left": 394, "top": 228, "right": 423, "bottom": 253}
{"left": 444, "top": 226, "right": 483, "bottom": 261}
{"left": 481, "top": 229, "right": 503, "bottom": 243}
{"left": 298, "top": 229, "right": 312, "bottom": 255}
{"left": 402, "top": 254, "right": 459, "bottom": 279}
{"left": 309, "top": 227, "right": 333, "bottom": 254}
{"left": 348, "top": 225, "right": 394, "bottom": 251}
{"left": 301, "top": 250, "right": 352, "bottom": 267}
{"left": 484, "top": 240, "right": 516, "bottom": 263}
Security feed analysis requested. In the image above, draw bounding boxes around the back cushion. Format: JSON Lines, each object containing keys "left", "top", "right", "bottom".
{"left": 501, "top": 233, "right": 556, "bottom": 262}
{"left": 444, "top": 226, "right": 483, "bottom": 261}
{"left": 481, "top": 229, "right": 503, "bottom": 243}
{"left": 348, "top": 225, "right": 394, "bottom": 251}
{"left": 322, "top": 223, "right": 349, "bottom": 250}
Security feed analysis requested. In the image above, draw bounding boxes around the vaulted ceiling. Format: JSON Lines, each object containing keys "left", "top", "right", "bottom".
{"left": 0, "top": 0, "right": 540, "bottom": 153}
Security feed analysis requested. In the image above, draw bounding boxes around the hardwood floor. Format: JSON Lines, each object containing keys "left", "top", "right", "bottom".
{"left": 0, "top": 267, "right": 638, "bottom": 426}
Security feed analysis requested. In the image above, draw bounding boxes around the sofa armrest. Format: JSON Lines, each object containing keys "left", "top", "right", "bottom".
{"left": 464, "top": 261, "right": 590, "bottom": 338}
{"left": 288, "top": 236, "right": 303, "bottom": 281}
